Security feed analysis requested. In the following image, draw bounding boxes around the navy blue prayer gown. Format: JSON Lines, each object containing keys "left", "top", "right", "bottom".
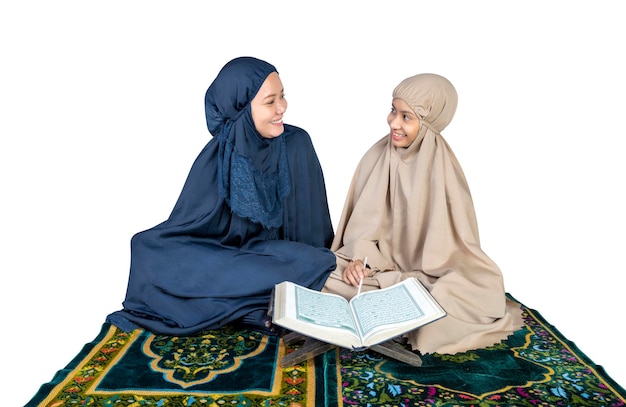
{"left": 107, "top": 57, "right": 336, "bottom": 335}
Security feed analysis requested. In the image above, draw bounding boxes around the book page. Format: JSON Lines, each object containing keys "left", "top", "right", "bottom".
{"left": 350, "top": 283, "right": 423, "bottom": 337}
{"left": 294, "top": 285, "right": 359, "bottom": 335}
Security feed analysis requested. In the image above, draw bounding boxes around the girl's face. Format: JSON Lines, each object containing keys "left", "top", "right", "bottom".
{"left": 387, "top": 98, "right": 421, "bottom": 148}
{"left": 251, "top": 72, "right": 288, "bottom": 139}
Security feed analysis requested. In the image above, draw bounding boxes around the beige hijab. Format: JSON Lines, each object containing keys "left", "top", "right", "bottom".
{"left": 324, "top": 73, "right": 523, "bottom": 354}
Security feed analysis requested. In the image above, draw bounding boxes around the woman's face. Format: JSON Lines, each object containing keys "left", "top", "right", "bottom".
{"left": 251, "top": 72, "right": 288, "bottom": 138}
{"left": 387, "top": 98, "right": 421, "bottom": 148}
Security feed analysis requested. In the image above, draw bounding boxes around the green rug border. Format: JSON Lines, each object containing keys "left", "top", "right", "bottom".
{"left": 506, "top": 293, "right": 625, "bottom": 397}
{"left": 26, "top": 321, "right": 113, "bottom": 407}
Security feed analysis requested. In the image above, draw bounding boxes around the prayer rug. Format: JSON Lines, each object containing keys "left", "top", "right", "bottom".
{"left": 27, "top": 295, "right": 626, "bottom": 406}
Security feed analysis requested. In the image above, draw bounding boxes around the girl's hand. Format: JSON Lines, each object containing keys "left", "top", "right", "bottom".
{"left": 343, "top": 259, "right": 369, "bottom": 287}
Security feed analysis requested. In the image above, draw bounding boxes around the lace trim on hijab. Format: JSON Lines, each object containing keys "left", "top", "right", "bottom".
{"left": 217, "top": 119, "right": 290, "bottom": 229}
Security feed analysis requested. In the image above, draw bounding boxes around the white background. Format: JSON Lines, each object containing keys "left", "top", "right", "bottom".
{"left": 2, "top": 2, "right": 624, "bottom": 405}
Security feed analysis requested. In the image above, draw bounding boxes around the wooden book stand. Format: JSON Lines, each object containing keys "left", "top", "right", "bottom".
{"left": 280, "top": 331, "right": 423, "bottom": 368}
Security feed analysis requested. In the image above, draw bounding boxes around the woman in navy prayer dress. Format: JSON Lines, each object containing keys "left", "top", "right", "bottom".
{"left": 107, "top": 57, "right": 336, "bottom": 335}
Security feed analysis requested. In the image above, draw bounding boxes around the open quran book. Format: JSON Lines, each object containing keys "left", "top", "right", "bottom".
{"left": 272, "top": 277, "right": 446, "bottom": 350}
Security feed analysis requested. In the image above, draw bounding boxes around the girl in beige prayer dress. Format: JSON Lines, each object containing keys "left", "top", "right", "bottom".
{"left": 323, "top": 73, "right": 524, "bottom": 355}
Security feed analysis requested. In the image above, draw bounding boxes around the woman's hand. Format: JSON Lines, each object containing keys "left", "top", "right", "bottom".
{"left": 343, "top": 259, "right": 369, "bottom": 287}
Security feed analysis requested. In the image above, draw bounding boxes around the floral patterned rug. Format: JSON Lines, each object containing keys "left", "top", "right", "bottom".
{"left": 27, "top": 295, "right": 625, "bottom": 406}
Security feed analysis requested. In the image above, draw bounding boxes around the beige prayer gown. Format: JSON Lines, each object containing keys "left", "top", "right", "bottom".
{"left": 323, "top": 73, "right": 524, "bottom": 355}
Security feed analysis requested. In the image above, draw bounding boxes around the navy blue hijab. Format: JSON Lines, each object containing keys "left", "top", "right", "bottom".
{"left": 107, "top": 57, "right": 335, "bottom": 335}
{"left": 206, "top": 57, "right": 290, "bottom": 228}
